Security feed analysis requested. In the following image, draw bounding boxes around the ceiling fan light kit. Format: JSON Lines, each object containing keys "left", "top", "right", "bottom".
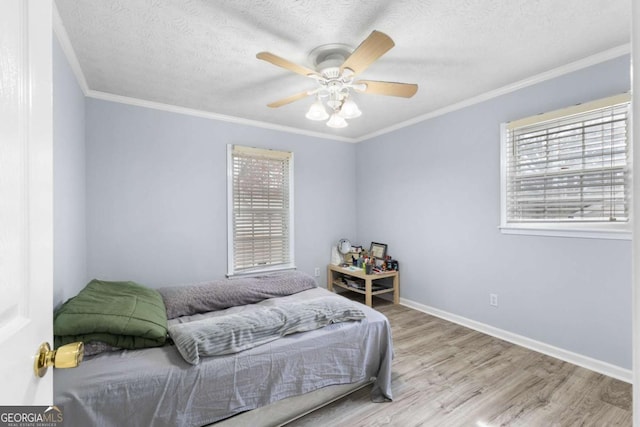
{"left": 339, "top": 97, "right": 362, "bottom": 119}
{"left": 257, "top": 30, "right": 418, "bottom": 129}
{"left": 305, "top": 98, "right": 330, "bottom": 121}
{"left": 326, "top": 112, "right": 348, "bottom": 128}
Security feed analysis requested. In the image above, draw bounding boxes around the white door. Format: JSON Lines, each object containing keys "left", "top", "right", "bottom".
{"left": 0, "top": 0, "right": 54, "bottom": 404}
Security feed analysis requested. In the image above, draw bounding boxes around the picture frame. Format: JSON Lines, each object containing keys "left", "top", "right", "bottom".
{"left": 369, "top": 242, "right": 387, "bottom": 259}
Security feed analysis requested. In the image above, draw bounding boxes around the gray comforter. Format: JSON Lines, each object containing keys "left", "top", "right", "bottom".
{"left": 54, "top": 288, "right": 393, "bottom": 427}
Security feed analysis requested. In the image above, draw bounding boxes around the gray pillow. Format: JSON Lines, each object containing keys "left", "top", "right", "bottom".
{"left": 159, "top": 271, "right": 317, "bottom": 319}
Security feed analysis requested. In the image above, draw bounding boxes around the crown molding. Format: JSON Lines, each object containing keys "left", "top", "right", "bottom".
{"left": 86, "top": 90, "right": 357, "bottom": 143}
{"left": 52, "top": 9, "right": 357, "bottom": 144}
{"left": 51, "top": 11, "right": 629, "bottom": 145}
{"left": 356, "top": 43, "right": 631, "bottom": 142}
{"left": 52, "top": 2, "right": 89, "bottom": 95}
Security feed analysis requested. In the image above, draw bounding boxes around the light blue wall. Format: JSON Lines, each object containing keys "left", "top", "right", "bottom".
{"left": 355, "top": 55, "right": 632, "bottom": 368}
{"left": 53, "top": 35, "right": 87, "bottom": 307}
{"left": 85, "top": 99, "right": 357, "bottom": 287}
{"left": 54, "top": 41, "right": 632, "bottom": 369}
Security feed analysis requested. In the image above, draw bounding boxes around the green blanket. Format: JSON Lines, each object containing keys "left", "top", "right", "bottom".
{"left": 54, "top": 279, "right": 168, "bottom": 350}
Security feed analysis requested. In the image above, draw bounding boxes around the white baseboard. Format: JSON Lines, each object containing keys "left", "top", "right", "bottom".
{"left": 399, "top": 297, "right": 632, "bottom": 383}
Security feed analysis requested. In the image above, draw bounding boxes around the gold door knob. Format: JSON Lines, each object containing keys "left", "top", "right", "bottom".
{"left": 33, "top": 342, "right": 84, "bottom": 378}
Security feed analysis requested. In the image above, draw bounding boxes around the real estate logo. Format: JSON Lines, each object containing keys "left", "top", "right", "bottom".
{"left": 0, "top": 406, "right": 63, "bottom": 427}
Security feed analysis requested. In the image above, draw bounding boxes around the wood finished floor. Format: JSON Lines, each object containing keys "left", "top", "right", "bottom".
{"left": 287, "top": 296, "right": 632, "bottom": 427}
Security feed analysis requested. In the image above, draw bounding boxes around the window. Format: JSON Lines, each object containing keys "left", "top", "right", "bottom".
{"left": 500, "top": 93, "right": 631, "bottom": 239}
{"left": 227, "top": 145, "right": 294, "bottom": 276}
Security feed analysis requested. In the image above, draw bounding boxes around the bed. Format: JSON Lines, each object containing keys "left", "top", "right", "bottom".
{"left": 53, "top": 272, "right": 393, "bottom": 426}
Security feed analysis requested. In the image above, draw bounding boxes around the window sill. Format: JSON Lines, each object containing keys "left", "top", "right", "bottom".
{"left": 499, "top": 225, "right": 631, "bottom": 240}
{"left": 227, "top": 264, "right": 297, "bottom": 278}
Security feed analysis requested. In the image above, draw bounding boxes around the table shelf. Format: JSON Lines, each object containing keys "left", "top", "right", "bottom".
{"left": 327, "top": 265, "right": 399, "bottom": 308}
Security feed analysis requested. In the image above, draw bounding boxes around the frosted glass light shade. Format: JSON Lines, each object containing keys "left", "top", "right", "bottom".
{"left": 339, "top": 98, "right": 362, "bottom": 119}
{"left": 305, "top": 100, "right": 329, "bottom": 121}
{"left": 326, "top": 113, "right": 348, "bottom": 128}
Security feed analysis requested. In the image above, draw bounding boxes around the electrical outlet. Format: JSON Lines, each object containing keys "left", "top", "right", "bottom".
{"left": 314, "top": 267, "right": 320, "bottom": 277}
{"left": 490, "top": 293, "right": 498, "bottom": 307}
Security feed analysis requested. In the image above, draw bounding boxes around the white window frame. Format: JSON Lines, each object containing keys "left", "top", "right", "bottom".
{"left": 227, "top": 144, "right": 295, "bottom": 277}
{"left": 500, "top": 93, "right": 632, "bottom": 240}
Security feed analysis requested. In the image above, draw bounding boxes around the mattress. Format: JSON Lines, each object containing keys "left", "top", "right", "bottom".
{"left": 53, "top": 288, "right": 393, "bottom": 427}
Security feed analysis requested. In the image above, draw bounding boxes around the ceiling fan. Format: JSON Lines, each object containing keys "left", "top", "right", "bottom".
{"left": 257, "top": 30, "right": 418, "bottom": 128}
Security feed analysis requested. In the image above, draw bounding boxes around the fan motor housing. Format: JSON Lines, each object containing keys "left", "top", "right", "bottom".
{"left": 308, "top": 43, "right": 353, "bottom": 75}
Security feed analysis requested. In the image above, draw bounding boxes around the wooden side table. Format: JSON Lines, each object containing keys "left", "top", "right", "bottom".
{"left": 327, "top": 264, "right": 399, "bottom": 307}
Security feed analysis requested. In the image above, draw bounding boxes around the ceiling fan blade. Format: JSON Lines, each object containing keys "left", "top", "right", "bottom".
{"left": 340, "top": 30, "right": 395, "bottom": 76}
{"left": 354, "top": 80, "right": 418, "bottom": 98}
{"left": 257, "top": 52, "right": 319, "bottom": 77}
{"left": 267, "top": 91, "right": 311, "bottom": 108}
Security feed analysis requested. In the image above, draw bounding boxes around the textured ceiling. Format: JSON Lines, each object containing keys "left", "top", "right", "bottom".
{"left": 54, "top": 0, "right": 630, "bottom": 141}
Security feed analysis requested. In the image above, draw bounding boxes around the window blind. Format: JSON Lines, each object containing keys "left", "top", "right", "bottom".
{"left": 230, "top": 145, "right": 293, "bottom": 274}
{"left": 505, "top": 94, "right": 630, "bottom": 223}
